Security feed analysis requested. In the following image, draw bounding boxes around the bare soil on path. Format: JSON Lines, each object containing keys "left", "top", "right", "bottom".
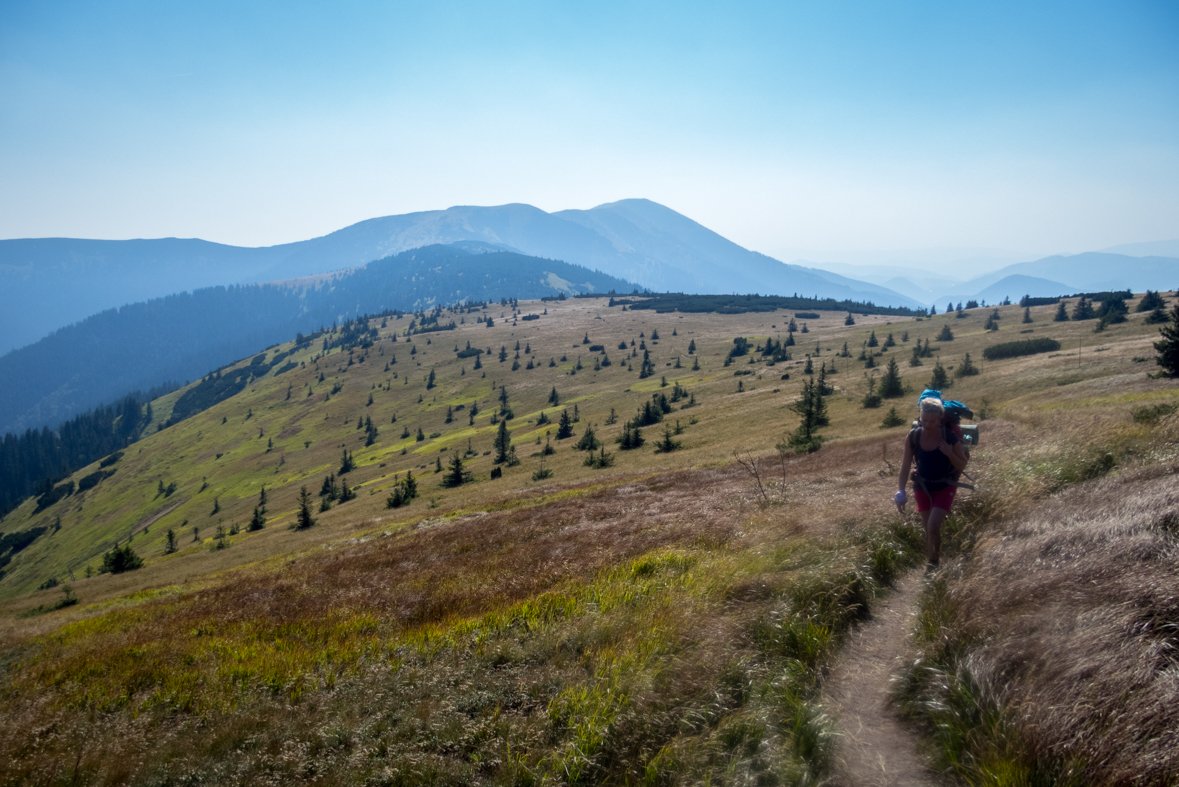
{"left": 824, "top": 571, "right": 942, "bottom": 787}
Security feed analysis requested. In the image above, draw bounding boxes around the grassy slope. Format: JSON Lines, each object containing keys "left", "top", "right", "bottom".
{"left": 1, "top": 294, "right": 1177, "bottom": 784}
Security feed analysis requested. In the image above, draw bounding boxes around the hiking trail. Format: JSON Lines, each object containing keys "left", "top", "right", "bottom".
{"left": 823, "top": 571, "right": 941, "bottom": 787}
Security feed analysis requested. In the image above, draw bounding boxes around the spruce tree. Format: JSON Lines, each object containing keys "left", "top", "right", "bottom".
{"left": 556, "top": 409, "right": 574, "bottom": 439}
{"left": 861, "top": 377, "right": 882, "bottom": 409}
{"left": 937, "top": 324, "right": 954, "bottom": 341}
{"left": 1022, "top": 306, "right": 1033, "bottom": 323}
{"left": 1072, "top": 296, "right": 1096, "bottom": 320}
{"left": 441, "top": 454, "right": 474, "bottom": 487}
{"left": 879, "top": 357, "right": 904, "bottom": 398}
{"left": 165, "top": 529, "right": 177, "bottom": 554}
{"left": 1153, "top": 303, "right": 1179, "bottom": 377}
{"left": 493, "top": 419, "right": 512, "bottom": 463}
{"left": 574, "top": 424, "right": 600, "bottom": 451}
{"left": 617, "top": 421, "right": 644, "bottom": 450}
{"left": 1053, "top": 301, "right": 1068, "bottom": 321}
{"left": 295, "top": 487, "right": 316, "bottom": 530}
{"left": 653, "top": 425, "right": 682, "bottom": 453}
{"left": 788, "top": 378, "right": 824, "bottom": 453}
{"left": 929, "top": 359, "right": 950, "bottom": 389}
{"left": 1137, "top": 290, "right": 1166, "bottom": 312}
{"left": 957, "top": 352, "right": 979, "bottom": 377}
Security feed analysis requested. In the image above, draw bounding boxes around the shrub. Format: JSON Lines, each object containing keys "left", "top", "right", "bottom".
{"left": 981, "top": 338, "right": 1062, "bottom": 361}
{"left": 100, "top": 544, "right": 144, "bottom": 574}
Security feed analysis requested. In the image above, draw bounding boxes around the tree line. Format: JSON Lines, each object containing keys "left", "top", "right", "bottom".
{"left": 0, "top": 393, "right": 149, "bottom": 517}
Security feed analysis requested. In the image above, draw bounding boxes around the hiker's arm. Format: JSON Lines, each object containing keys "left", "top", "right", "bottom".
{"left": 897, "top": 439, "right": 913, "bottom": 493}
{"left": 946, "top": 440, "right": 968, "bottom": 471}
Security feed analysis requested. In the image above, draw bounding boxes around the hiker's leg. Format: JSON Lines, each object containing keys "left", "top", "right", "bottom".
{"left": 925, "top": 507, "right": 949, "bottom": 563}
{"left": 917, "top": 509, "right": 932, "bottom": 560}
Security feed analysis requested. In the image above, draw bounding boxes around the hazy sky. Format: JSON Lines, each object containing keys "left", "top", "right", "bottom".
{"left": 2, "top": 1, "right": 1176, "bottom": 258}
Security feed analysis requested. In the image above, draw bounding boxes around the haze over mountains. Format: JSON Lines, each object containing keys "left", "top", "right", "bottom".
{"left": 0, "top": 199, "right": 925, "bottom": 358}
{"left": 2, "top": 197, "right": 1176, "bottom": 437}
{"left": 800, "top": 248, "right": 1179, "bottom": 307}
{"left": 0, "top": 243, "right": 635, "bottom": 435}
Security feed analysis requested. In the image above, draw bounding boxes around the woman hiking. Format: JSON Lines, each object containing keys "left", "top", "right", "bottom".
{"left": 895, "top": 396, "right": 969, "bottom": 568}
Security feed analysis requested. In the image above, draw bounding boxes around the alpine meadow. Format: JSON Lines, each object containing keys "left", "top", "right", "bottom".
{"left": 8, "top": 2, "right": 1179, "bottom": 783}
{"left": 2, "top": 289, "right": 1178, "bottom": 785}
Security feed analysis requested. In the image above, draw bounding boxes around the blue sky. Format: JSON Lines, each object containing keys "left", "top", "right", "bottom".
{"left": 1, "top": 1, "right": 1176, "bottom": 259}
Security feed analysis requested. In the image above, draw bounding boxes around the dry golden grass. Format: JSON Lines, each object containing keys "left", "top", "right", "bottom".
{"left": 898, "top": 409, "right": 1179, "bottom": 785}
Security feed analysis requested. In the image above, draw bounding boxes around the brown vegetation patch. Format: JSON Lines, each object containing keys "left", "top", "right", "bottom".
{"left": 922, "top": 461, "right": 1179, "bottom": 784}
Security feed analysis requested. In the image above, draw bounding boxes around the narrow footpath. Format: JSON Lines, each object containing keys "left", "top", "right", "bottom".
{"left": 823, "top": 572, "right": 941, "bottom": 787}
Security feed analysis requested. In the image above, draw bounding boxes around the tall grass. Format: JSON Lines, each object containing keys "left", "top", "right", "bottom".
{"left": 896, "top": 413, "right": 1179, "bottom": 786}
{"left": 0, "top": 492, "right": 923, "bottom": 785}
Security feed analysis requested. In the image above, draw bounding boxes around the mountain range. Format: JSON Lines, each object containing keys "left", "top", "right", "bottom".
{"left": 0, "top": 199, "right": 925, "bottom": 358}
{"left": 2, "top": 198, "right": 1176, "bottom": 435}
{"left": 802, "top": 251, "right": 1179, "bottom": 307}
{"left": 0, "top": 244, "right": 631, "bottom": 435}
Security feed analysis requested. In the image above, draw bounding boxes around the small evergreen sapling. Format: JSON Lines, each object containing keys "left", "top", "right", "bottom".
{"left": 296, "top": 487, "right": 316, "bottom": 529}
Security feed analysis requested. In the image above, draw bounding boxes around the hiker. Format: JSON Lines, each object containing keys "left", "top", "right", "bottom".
{"left": 894, "top": 396, "right": 969, "bottom": 568}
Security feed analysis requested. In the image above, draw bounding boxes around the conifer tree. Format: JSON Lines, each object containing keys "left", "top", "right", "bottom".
{"left": 868, "top": 331, "right": 878, "bottom": 347}
{"left": 1072, "top": 296, "right": 1096, "bottom": 320}
{"left": 861, "top": 376, "right": 882, "bottom": 409}
{"left": 1137, "top": 290, "right": 1166, "bottom": 312}
{"left": 556, "top": 409, "right": 575, "bottom": 439}
{"left": 1153, "top": 303, "right": 1179, "bottom": 377}
{"left": 296, "top": 487, "right": 316, "bottom": 530}
{"left": 1054, "top": 301, "right": 1069, "bottom": 321}
{"left": 617, "top": 421, "right": 644, "bottom": 450}
{"left": 937, "top": 324, "right": 954, "bottom": 341}
{"left": 879, "top": 357, "right": 904, "bottom": 398}
{"left": 957, "top": 352, "right": 979, "bottom": 377}
{"left": 788, "top": 378, "right": 824, "bottom": 453}
{"left": 929, "top": 359, "right": 950, "bottom": 389}
{"left": 653, "top": 425, "right": 682, "bottom": 453}
{"left": 494, "top": 419, "right": 512, "bottom": 463}
{"left": 1022, "top": 306, "right": 1033, "bottom": 323}
{"left": 165, "top": 529, "right": 177, "bottom": 554}
{"left": 574, "top": 424, "right": 600, "bottom": 451}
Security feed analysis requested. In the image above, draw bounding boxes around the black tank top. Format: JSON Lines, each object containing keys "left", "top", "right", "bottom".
{"left": 911, "top": 427, "right": 959, "bottom": 492}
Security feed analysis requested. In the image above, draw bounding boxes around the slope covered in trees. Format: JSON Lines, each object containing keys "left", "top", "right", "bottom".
{"left": 0, "top": 244, "right": 632, "bottom": 434}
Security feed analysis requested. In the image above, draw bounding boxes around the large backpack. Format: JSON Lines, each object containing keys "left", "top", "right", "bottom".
{"left": 917, "top": 389, "right": 979, "bottom": 447}
{"left": 910, "top": 390, "right": 978, "bottom": 492}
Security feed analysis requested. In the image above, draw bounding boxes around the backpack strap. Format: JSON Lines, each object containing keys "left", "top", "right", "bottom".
{"left": 909, "top": 424, "right": 976, "bottom": 492}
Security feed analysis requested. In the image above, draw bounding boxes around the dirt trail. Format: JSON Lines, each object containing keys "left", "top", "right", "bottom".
{"left": 823, "top": 571, "right": 941, "bottom": 787}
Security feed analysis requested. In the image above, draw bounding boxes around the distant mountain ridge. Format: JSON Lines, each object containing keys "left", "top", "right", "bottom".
{"left": 0, "top": 244, "right": 631, "bottom": 435}
{"left": 0, "top": 199, "right": 925, "bottom": 356}
{"left": 929, "top": 252, "right": 1179, "bottom": 307}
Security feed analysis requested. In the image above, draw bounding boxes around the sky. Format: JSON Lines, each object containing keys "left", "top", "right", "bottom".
{"left": 1, "top": 0, "right": 1177, "bottom": 261}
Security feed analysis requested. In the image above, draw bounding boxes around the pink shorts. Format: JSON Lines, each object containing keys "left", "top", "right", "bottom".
{"left": 914, "top": 486, "right": 956, "bottom": 513}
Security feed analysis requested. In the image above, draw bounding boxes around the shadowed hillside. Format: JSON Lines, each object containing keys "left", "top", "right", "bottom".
{"left": 0, "top": 243, "right": 632, "bottom": 434}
